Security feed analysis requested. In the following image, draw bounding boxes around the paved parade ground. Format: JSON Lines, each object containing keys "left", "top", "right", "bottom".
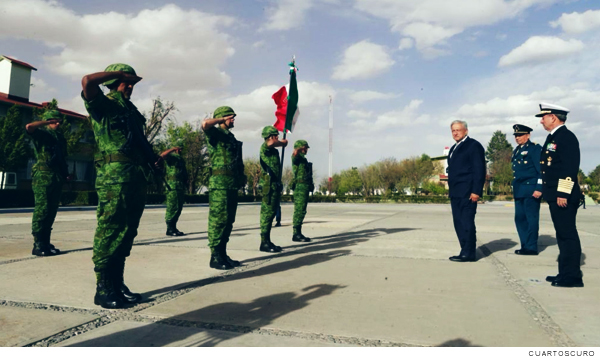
{"left": 0, "top": 202, "right": 598, "bottom": 347}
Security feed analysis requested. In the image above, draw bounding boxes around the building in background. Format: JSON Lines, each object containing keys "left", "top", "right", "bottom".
{"left": 0, "top": 55, "right": 95, "bottom": 191}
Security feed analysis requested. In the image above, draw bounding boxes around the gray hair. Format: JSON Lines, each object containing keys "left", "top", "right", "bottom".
{"left": 450, "top": 120, "right": 468, "bottom": 130}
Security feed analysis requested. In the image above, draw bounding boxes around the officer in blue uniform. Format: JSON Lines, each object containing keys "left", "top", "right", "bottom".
{"left": 511, "top": 124, "right": 543, "bottom": 255}
{"left": 537, "top": 103, "right": 583, "bottom": 288}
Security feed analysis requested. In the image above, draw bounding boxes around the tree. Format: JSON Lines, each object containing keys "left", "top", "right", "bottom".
{"left": 144, "top": 97, "right": 176, "bottom": 145}
{"left": 244, "top": 157, "right": 262, "bottom": 196}
{"left": 399, "top": 154, "right": 437, "bottom": 194}
{"left": 281, "top": 166, "right": 293, "bottom": 194}
{"left": 339, "top": 167, "right": 363, "bottom": 195}
{"left": 374, "top": 157, "right": 401, "bottom": 196}
{"left": 163, "top": 120, "right": 209, "bottom": 194}
{"left": 588, "top": 165, "right": 600, "bottom": 191}
{"left": 486, "top": 131, "right": 512, "bottom": 194}
{"left": 0, "top": 105, "right": 31, "bottom": 186}
{"left": 358, "top": 164, "right": 380, "bottom": 196}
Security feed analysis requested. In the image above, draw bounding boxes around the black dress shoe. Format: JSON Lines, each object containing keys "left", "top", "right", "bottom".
{"left": 209, "top": 255, "right": 234, "bottom": 270}
{"left": 515, "top": 249, "right": 538, "bottom": 255}
{"left": 449, "top": 255, "right": 476, "bottom": 262}
{"left": 551, "top": 279, "right": 584, "bottom": 288}
{"left": 545, "top": 275, "right": 559, "bottom": 282}
{"left": 32, "top": 246, "right": 60, "bottom": 257}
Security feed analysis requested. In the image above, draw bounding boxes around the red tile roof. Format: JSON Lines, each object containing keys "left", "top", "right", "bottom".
{"left": 0, "top": 92, "right": 86, "bottom": 119}
{"left": 1, "top": 55, "right": 38, "bottom": 71}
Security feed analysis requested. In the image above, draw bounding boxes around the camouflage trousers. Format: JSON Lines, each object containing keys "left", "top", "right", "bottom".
{"left": 165, "top": 190, "right": 185, "bottom": 227}
{"left": 293, "top": 184, "right": 310, "bottom": 231}
{"left": 260, "top": 183, "right": 282, "bottom": 235}
{"left": 208, "top": 189, "right": 238, "bottom": 253}
{"left": 93, "top": 182, "right": 147, "bottom": 271}
{"left": 31, "top": 170, "right": 63, "bottom": 244}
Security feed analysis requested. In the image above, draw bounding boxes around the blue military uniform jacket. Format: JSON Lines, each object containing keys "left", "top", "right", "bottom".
{"left": 511, "top": 140, "right": 542, "bottom": 198}
{"left": 540, "top": 126, "right": 581, "bottom": 203}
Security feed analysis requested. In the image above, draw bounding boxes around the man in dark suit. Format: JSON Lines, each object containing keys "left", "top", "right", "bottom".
{"left": 537, "top": 103, "right": 583, "bottom": 288}
{"left": 447, "top": 120, "right": 487, "bottom": 262}
{"left": 511, "top": 124, "right": 543, "bottom": 255}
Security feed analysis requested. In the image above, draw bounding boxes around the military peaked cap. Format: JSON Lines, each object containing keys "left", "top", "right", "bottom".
{"left": 535, "top": 103, "right": 570, "bottom": 117}
{"left": 513, "top": 124, "right": 533, "bottom": 135}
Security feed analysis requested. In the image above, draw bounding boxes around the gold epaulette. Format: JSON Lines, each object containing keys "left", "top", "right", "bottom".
{"left": 557, "top": 177, "right": 574, "bottom": 194}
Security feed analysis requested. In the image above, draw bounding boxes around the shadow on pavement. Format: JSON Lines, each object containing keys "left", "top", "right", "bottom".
{"left": 478, "top": 238, "right": 518, "bottom": 259}
{"left": 437, "top": 338, "right": 481, "bottom": 347}
{"left": 67, "top": 284, "right": 346, "bottom": 347}
{"left": 538, "top": 235, "right": 557, "bottom": 253}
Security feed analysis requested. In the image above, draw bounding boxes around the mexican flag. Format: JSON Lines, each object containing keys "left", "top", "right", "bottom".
{"left": 272, "top": 64, "right": 299, "bottom": 133}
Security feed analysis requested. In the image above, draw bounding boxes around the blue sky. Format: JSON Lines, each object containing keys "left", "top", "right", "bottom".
{"left": 1, "top": 0, "right": 599, "bottom": 181}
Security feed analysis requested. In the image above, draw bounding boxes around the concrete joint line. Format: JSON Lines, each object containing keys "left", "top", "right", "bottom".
{"left": 0, "top": 248, "right": 93, "bottom": 267}
{"left": 479, "top": 245, "right": 576, "bottom": 347}
{"left": 130, "top": 314, "right": 422, "bottom": 347}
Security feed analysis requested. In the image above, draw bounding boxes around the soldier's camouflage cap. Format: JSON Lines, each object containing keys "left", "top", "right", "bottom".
{"left": 42, "top": 110, "right": 62, "bottom": 121}
{"left": 294, "top": 140, "right": 310, "bottom": 149}
{"left": 262, "top": 125, "right": 279, "bottom": 139}
{"left": 213, "top": 106, "right": 236, "bottom": 119}
{"left": 103, "top": 63, "right": 137, "bottom": 86}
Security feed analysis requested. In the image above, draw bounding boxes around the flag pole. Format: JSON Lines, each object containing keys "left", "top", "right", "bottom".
{"left": 275, "top": 57, "right": 296, "bottom": 226}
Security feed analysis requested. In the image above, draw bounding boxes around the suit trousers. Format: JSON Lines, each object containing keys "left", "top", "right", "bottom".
{"left": 514, "top": 197, "right": 541, "bottom": 252}
{"left": 450, "top": 197, "right": 478, "bottom": 258}
{"left": 548, "top": 201, "right": 582, "bottom": 281}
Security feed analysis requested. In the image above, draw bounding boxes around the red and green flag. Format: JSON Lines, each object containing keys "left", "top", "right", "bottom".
{"left": 272, "top": 61, "right": 299, "bottom": 133}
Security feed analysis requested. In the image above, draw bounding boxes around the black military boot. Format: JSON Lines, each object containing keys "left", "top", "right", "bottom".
{"left": 94, "top": 271, "right": 124, "bottom": 309}
{"left": 166, "top": 221, "right": 185, "bottom": 236}
{"left": 31, "top": 233, "right": 60, "bottom": 256}
{"left": 259, "top": 233, "right": 282, "bottom": 253}
{"left": 221, "top": 246, "right": 241, "bottom": 267}
{"left": 292, "top": 226, "right": 311, "bottom": 242}
{"left": 209, "top": 250, "right": 234, "bottom": 270}
{"left": 113, "top": 260, "right": 142, "bottom": 304}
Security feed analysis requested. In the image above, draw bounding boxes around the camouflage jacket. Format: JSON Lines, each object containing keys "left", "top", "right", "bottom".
{"left": 291, "top": 153, "right": 313, "bottom": 186}
{"left": 164, "top": 152, "right": 188, "bottom": 191}
{"left": 28, "top": 127, "right": 68, "bottom": 180}
{"left": 81, "top": 90, "right": 147, "bottom": 186}
{"left": 204, "top": 125, "right": 245, "bottom": 190}
{"left": 259, "top": 142, "right": 281, "bottom": 187}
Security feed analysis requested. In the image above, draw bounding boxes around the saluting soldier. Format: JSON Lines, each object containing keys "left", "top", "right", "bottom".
{"left": 161, "top": 144, "right": 187, "bottom": 236}
{"left": 290, "top": 139, "right": 313, "bottom": 242}
{"left": 81, "top": 63, "right": 151, "bottom": 308}
{"left": 259, "top": 126, "right": 287, "bottom": 252}
{"left": 537, "top": 103, "right": 583, "bottom": 288}
{"left": 511, "top": 124, "right": 543, "bottom": 255}
{"left": 202, "top": 106, "right": 246, "bottom": 270}
{"left": 26, "top": 109, "right": 70, "bottom": 256}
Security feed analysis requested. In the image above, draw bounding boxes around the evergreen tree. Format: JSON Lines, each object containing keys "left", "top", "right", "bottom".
{"left": 0, "top": 105, "right": 31, "bottom": 186}
{"left": 486, "top": 131, "right": 513, "bottom": 194}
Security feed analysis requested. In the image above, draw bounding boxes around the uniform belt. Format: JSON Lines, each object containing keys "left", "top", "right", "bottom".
{"left": 100, "top": 153, "right": 135, "bottom": 164}
{"left": 36, "top": 165, "right": 54, "bottom": 172}
{"left": 212, "top": 169, "right": 235, "bottom": 176}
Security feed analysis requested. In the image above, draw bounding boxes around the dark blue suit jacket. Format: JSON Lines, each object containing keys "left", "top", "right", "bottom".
{"left": 447, "top": 136, "right": 486, "bottom": 198}
{"left": 511, "top": 140, "right": 542, "bottom": 198}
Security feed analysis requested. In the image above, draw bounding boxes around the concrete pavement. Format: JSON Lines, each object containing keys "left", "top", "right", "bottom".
{"left": 0, "top": 202, "right": 598, "bottom": 347}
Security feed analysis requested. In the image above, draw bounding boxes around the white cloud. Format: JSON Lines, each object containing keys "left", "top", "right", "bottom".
{"left": 0, "top": 0, "right": 235, "bottom": 92}
{"left": 30, "top": 76, "right": 56, "bottom": 95}
{"left": 551, "top": 10, "right": 600, "bottom": 34}
{"left": 398, "top": 38, "right": 414, "bottom": 50}
{"left": 353, "top": 0, "right": 560, "bottom": 58}
{"left": 351, "top": 99, "right": 430, "bottom": 130}
{"left": 347, "top": 109, "right": 373, "bottom": 118}
{"left": 498, "top": 36, "right": 584, "bottom": 68}
{"left": 260, "top": 0, "right": 315, "bottom": 31}
{"left": 332, "top": 40, "right": 395, "bottom": 80}
{"left": 348, "top": 90, "right": 401, "bottom": 103}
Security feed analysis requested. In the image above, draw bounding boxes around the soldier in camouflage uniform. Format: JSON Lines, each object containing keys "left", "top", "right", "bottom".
{"left": 161, "top": 145, "right": 187, "bottom": 236}
{"left": 291, "top": 140, "right": 313, "bottom": 242}
{"left": 202, "top": 106, "right": 246, "bottom": 270}
{"left": 81, "top": 63, "right": 154, "bottom": 309}
{"left": 26, "top": 110, "right": 70, "bottom": 256}
{"left": 259, "top": 126, "right": 288, "bottom": 253}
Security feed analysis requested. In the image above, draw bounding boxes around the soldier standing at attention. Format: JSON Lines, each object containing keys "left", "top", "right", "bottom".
{"left": 537, "top": 103, "right": 584, "bottom": 288}
{"left": 511, "top": 124, "right": 543, "bottom": 255}
{"left": 290, "top": 140, "right": 313, "bottom": 242}
{"left": 259, "top": 126, "right": 287, "bottom": 253}
{"left": 81, "top": 63, "right": 152, "bottom": 309}
{"left": 161, "top": 144, "right": 187, "bottom": 236}
{"left": 26, "top": 109, "right": 70, "bottom": 256}
{"left": 202, "top": 106, "right": 246, "bottom": 270}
